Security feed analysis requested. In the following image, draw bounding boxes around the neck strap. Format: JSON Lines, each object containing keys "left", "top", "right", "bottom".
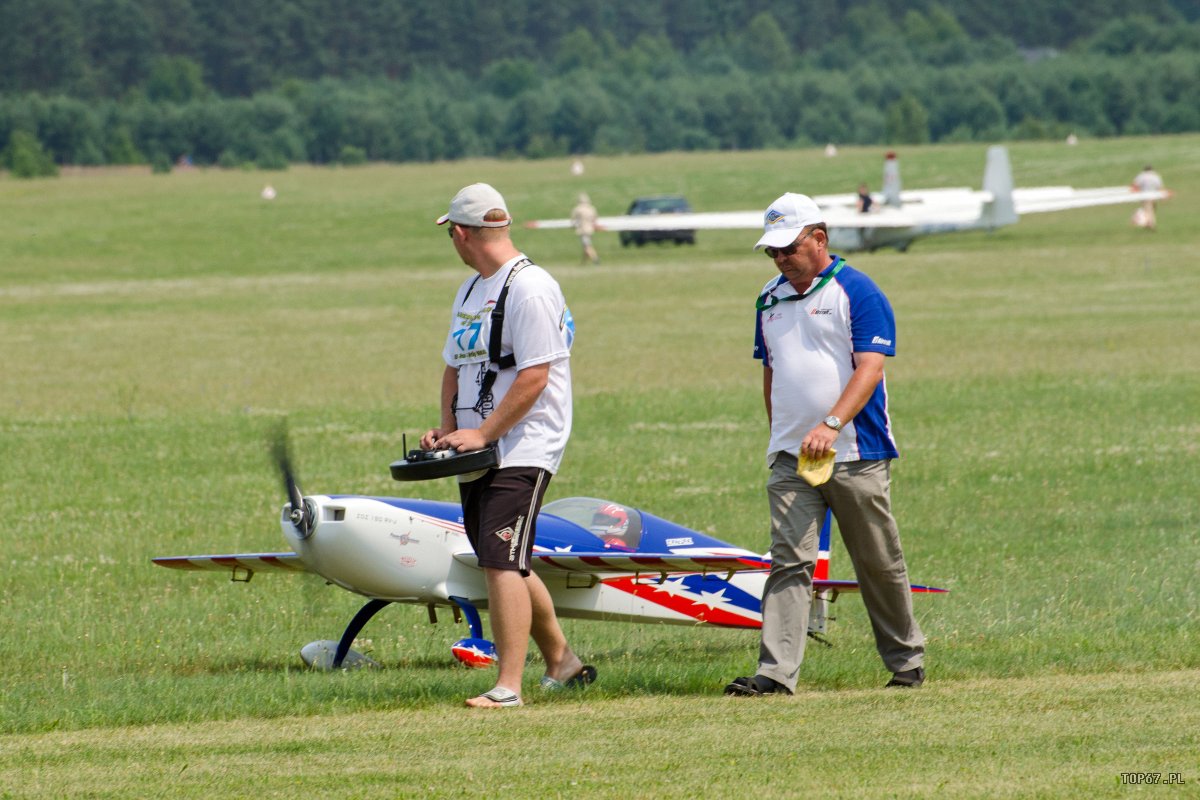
{"left": 756, "top": 257, "right": 844, "bottom": 312}
{"left": 472, "top": 258, "right": 531, "bottom": 415}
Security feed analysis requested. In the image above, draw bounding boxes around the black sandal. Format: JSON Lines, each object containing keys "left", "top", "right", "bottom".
{"left": 724, "top": 675, "right": 789, "bottom": 696}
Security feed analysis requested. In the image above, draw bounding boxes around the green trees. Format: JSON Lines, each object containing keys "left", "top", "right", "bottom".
{"left": 2, "top": 130, "right": 60, "bottom": 177}
{"left": 0, "top": 0, "right": 85, "bottom": 94}
{"left": 886, "top": 94, "right": 931, "bottom": 145}
{"left": 1, "top": 2, "right": 1198, "bottom": 174}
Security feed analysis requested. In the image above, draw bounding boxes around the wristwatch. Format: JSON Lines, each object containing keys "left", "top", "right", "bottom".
{"left": 823, "top": 415, "right": 843, "bottom": 432}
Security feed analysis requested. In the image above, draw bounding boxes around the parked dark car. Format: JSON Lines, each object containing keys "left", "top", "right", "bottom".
{"left": 619, "top": 195, "right": 696, "bottom": 247}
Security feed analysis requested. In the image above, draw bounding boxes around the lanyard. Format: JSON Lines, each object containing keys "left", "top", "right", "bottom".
{"left": 755, "top": 257, "right": 844, "bottom": 311}
{"left": 461, "top": 258, "right": 531, "bottom": 416}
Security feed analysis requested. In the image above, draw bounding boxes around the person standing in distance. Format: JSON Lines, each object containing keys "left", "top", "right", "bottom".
{"left": 1131, "top": 165, "right": 1166, "bottom": 231}
{"left": 725, "top": 193, "right": 925, "bottom": 696}
{"left": 570, "top": 192, "right": 601, "bottom": 265}
{"left": 422, "top": 183, "right": 594, "bottom": 708}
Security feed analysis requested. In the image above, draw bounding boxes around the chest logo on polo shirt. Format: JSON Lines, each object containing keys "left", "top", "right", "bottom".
{"left": 810, "top": 308, "right": 833, "bottom": 316}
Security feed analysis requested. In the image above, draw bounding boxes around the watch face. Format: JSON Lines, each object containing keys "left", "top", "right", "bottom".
{"left": 824, "top": 416, "right": 842, "bottom": 430}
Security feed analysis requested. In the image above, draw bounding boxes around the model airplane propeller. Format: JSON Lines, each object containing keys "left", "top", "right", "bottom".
{"left": 154, "top": 432, "right": 947, "bottom": 670}
{"left": 273, "top": 428, "right": 314, "bottom": 539}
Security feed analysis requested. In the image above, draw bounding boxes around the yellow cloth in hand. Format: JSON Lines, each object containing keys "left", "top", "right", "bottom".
{"left": 796, "top": 449, "right": 836, "bottom": 487}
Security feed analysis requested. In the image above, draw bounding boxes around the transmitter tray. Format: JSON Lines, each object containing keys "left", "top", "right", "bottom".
{"left": 389, "top": 446, "right": 498, "bottom": 481}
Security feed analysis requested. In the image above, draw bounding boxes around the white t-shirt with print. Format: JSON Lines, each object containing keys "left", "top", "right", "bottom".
{"left": 442, "top": 255, "right": 573, "bottom": 474}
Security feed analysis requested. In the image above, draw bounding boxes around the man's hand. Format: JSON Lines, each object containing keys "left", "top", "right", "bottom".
{"left": 420, "top": 428, "right": 449, "bottom": 450}
{"left": 801, "top": 424, "right": 839, "bottom": 458}
{"left": 434, "top": 428, "right": 490, "bottom": 452}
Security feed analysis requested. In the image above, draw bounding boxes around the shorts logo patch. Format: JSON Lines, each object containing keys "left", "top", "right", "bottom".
{"left": 508, "top": 515, "right": 525, "bottom": 562}
{"left": 494, "top": 527, "right": 515, "bottom": 543}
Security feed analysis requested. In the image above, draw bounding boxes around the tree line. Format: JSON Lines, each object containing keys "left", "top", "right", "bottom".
{"left": 1, "top": 1, "right": 1197, "bottom": 176}
{"left": 1, "top": 0, "right": 1195, "bottom": 97}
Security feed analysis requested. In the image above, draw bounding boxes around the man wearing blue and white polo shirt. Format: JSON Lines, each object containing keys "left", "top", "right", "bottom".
{"left": 725, "top": 193, "right": 925, "bottom": 696}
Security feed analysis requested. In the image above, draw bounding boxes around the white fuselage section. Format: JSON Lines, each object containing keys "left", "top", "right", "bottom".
{"left": 280, "top": 496, "right": 765, "bottom": 628}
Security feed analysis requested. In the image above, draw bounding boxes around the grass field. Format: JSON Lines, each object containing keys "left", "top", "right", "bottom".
{"left": 2, "top": 135, "right": 1198, "bottom": 798}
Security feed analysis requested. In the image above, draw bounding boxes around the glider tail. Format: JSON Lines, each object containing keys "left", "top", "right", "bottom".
{"left": 881, "top": 151, "right": 902, "bottom": 207}
{"left": 978, "top": 145, "right": 1018, "bottom": 229}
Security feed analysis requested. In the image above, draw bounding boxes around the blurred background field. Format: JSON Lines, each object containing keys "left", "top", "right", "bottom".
{"left": 1, "top": 136, "right": 1198, "bottom": 792}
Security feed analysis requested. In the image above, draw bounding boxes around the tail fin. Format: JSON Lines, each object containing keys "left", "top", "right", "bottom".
{"left": 814, "top": 508, "right": 832, "bottom": 581}
{"left": 808, "top": 509, "right": 834, "bottom": 637}
{"left": 881, "top": 151, "right": 902, "bottom": 207}
{"left": 978, "top": 145, "right": 1018, "bottom": 228}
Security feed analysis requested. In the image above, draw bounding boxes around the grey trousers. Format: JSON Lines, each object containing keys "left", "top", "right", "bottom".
{"left": 758, "top": 453, "right": 924, "bottom": 691}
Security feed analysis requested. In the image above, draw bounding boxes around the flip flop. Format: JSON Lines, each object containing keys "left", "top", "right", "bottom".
{"left": 540, "top": 664, "right": 597, "bottom": 691}
{"left": 465, "top": 686, "right": 523, "bottom": 708}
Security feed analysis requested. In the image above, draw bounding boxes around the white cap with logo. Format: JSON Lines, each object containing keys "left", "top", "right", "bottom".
{"left": 754, "top": 192, "right": 824, "bottom": 250}
{"left": 436, "top": 183, "right": 511, "bottom": 227}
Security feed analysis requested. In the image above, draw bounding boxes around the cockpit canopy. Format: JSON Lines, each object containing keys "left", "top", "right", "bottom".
{"left": 543, "top": 497, "right": 643, "bottom": 551}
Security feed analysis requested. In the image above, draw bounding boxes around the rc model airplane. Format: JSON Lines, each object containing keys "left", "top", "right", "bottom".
{"left": 154, "top": 440, "right": 947, "bottom": 670}
{"left": 525, "top": 146, "right": 1170, "bottom": 253}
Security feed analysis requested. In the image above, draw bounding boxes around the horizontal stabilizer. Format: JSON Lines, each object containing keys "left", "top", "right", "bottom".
{"left": 811, "top": 579, "right": 947, "bottom": 594}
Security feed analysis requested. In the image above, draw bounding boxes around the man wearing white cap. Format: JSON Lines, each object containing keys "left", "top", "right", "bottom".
{"left": 725, "top": 193, "right": 926, "bottom": 696}
{"left": 422, "top": 183, "right": 594, "bottom": 708}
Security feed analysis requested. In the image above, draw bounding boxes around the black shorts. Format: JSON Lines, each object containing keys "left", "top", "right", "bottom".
{"left": 459, "top": 467, "right": 551, "bottom": 575}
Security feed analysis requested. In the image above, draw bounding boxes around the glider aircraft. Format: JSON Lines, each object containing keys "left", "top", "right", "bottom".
{"left": 154, "top": 441, "right": 947, "bottom": 670}
{"left": 525, "top": 146, "right": 1170, "bottom": 253}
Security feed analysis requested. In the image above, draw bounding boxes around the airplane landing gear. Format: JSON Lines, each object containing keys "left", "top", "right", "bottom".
{"left": 299, "top": 595, "right": 497, "bottom": 670}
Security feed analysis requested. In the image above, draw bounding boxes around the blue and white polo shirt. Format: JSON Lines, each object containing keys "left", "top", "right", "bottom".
{"left": 753, "top": 255, "right": 899, "bottom": 465}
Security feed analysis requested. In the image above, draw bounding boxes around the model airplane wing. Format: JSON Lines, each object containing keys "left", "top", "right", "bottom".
{"left": 1012, "top": 186, "right": 1169, "bottom": 214}
{"left": 450, "top": 549, "right": 769, "bottom": 575}
{"left": 451, "top": 550, "right": 946, "bottom": 593}
{"left": 525, "top": 190, "right": 999, "bottom": 234}
{"left": 525, "top": 146, "right": 1169, "bottom": 253}
{"left": 534, "top": 550, "right": 770, "bottom": 574}
{"left": 525, "top": 211, "right": 759, "bottom": 232}
{"left": 153, "top": 552, "right": 309, "bottom": 578}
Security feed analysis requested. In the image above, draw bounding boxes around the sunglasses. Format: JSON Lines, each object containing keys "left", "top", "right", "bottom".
{"left": 447, "top": 223, "right": 456, "bottom": 239}
{"left": 763, "top": 229, "right": 815, "bottom": 258}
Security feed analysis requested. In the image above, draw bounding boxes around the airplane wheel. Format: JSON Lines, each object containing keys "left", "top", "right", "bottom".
{"left": 452, "top": 637, "right": 498, "bottom": 668}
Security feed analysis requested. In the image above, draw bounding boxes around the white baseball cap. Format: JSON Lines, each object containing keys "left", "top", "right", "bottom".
{"left": 754, "top": 192, "right": 824, "bottom": 250}
{"left": 436, "top": 183, "right": 511, "bottom": 227}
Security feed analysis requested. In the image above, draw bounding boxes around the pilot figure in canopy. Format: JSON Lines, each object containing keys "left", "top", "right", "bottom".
{"left": 591, "top": 503, "right": 633, "bottom": 550}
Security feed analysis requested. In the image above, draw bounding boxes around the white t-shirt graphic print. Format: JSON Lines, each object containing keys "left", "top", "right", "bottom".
{"left": 442, "top": 255, "right": 574, "bottom": 474}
